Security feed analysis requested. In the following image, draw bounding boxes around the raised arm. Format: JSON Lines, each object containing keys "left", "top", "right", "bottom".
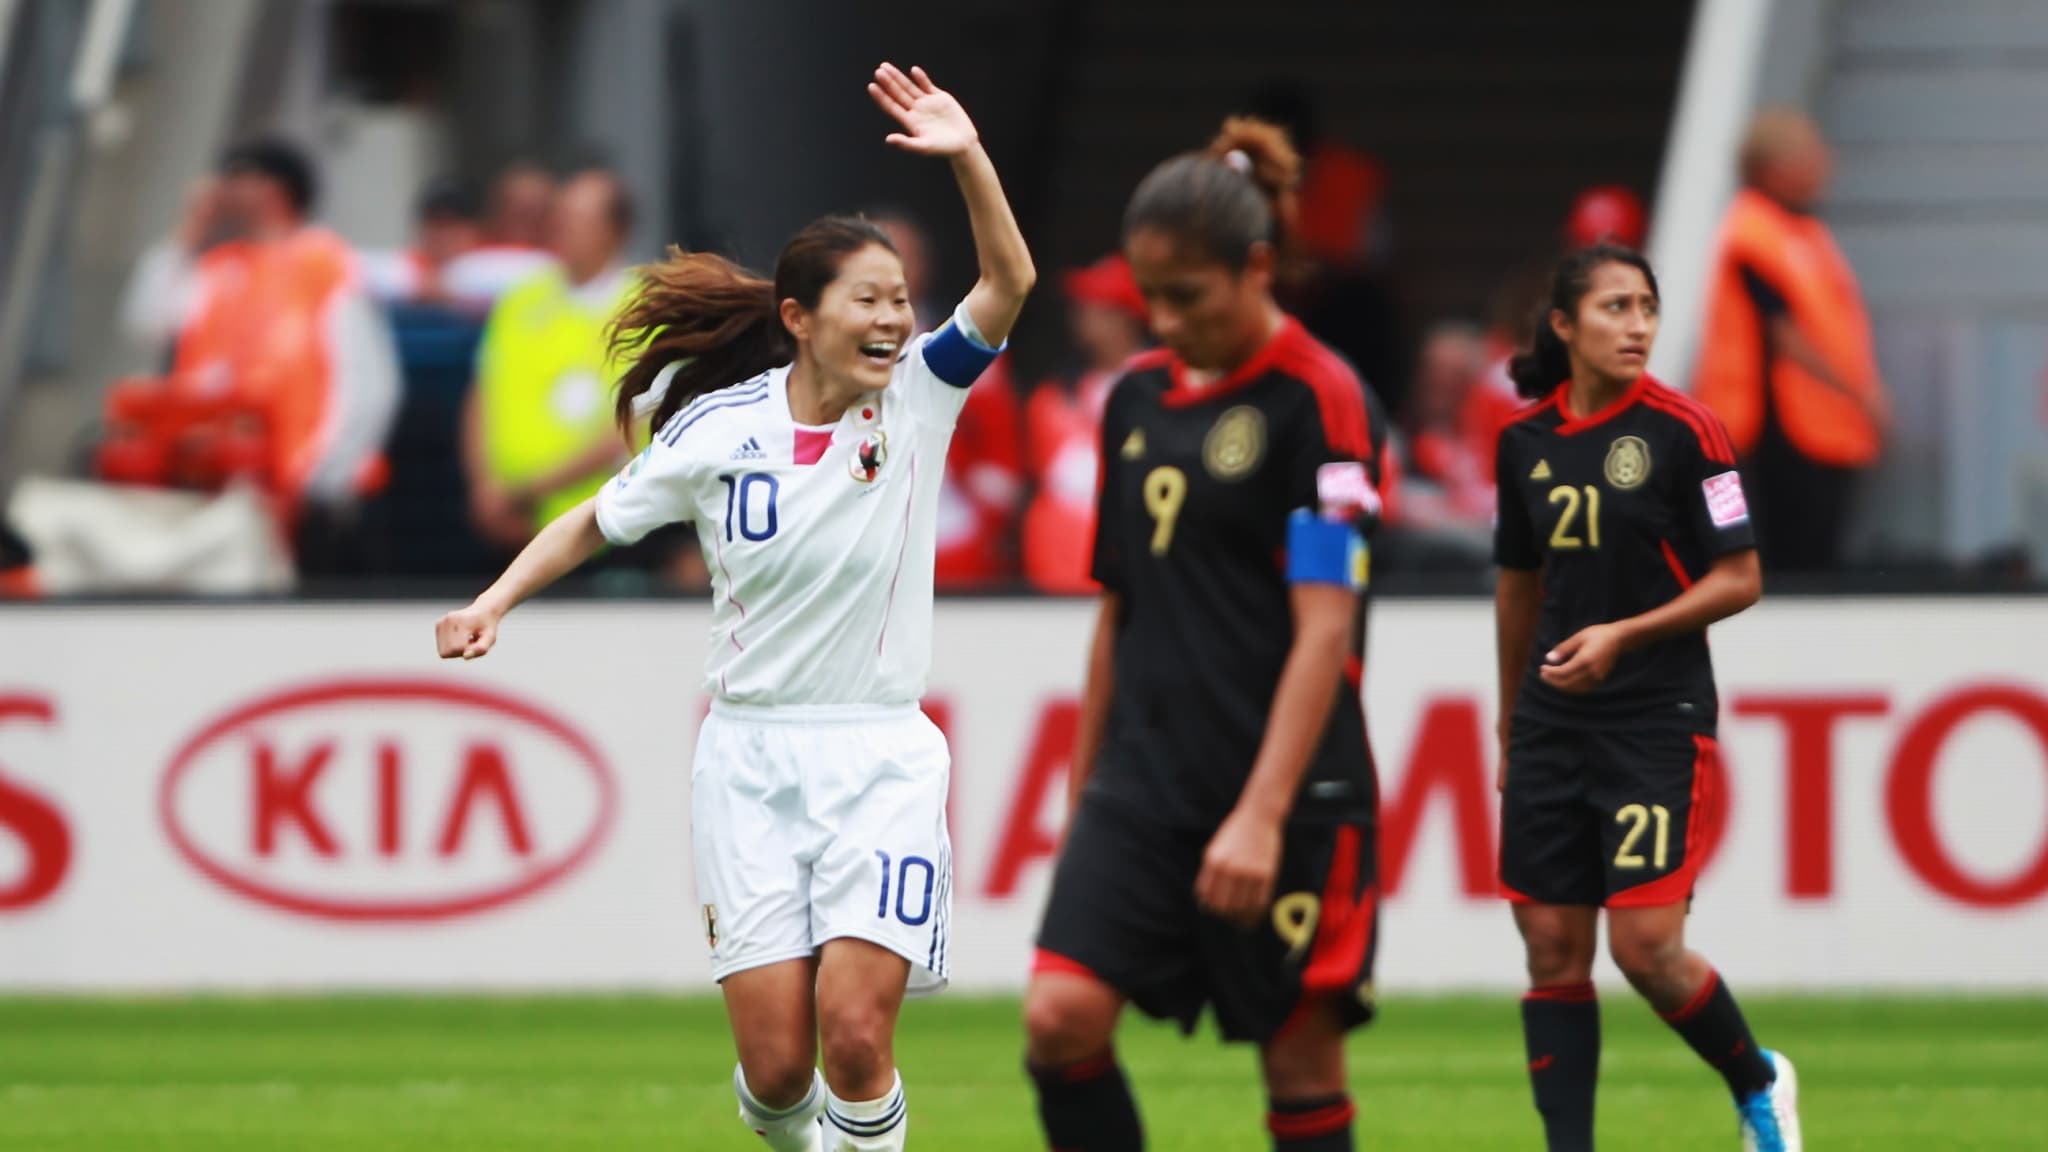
{"left": 868, "top": 63, "right": 1035, "bottom": 345}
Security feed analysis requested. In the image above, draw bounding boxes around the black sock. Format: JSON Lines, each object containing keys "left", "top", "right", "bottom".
{"left": 1660, "top": 969, "right": 1775, "bottom": 1097}
{"left": 1522, "top": 982, "right": 1600, "bottom": 1152}
{"left": 1267, "top": 1093, "right": 1354, "bottom": 1152}
{"left": 1028, "top": 1049, "right": 1143, "bottom": 1152}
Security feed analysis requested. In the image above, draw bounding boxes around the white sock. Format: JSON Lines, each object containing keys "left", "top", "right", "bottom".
{"left": 825, "top": 1072, "right": 907, "bottom": 1151}
{"left": 735, "top": 1065, "right": 826, "bottom": 1152}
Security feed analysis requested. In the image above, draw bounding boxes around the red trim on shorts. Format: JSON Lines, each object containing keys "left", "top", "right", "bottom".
{"left": 1031, "top": 947, "right": 1105, "bottom": 983}
{"left": 1659, "top": 967, "right": 1722, "bottom": 1024}
{"left": 1342, "top": 654, "right": 1364, "bottom": 690}
{"left": 1523, "top": 980, "right": 1598, "bottom": 1004}
{"left": 1608, "top": 734, "right": 1718, "bottom": 908}
{"left": 1267, "top": 1098, "right": 1356, "bottom": 1139}
{"left": 1499, "top": 879, "right": 1539, "bottom": 904}
{"left": 1302, "top": 827, "right": 1375, "bottom": 993}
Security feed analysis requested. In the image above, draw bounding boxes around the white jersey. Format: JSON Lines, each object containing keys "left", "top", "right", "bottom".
{"left": 595, "top": 312, "right": 999, "bottom": 707}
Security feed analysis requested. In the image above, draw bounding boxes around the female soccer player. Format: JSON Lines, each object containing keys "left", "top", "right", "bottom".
{"left": 1023, "top": 119, "right": 1390, "bottom": 1152}
{"left": 434, "top": 63, "right": 1032, "bottom": 1152}
{"left": 1493, "top": 243, "right": 1801, "bottom": 1151}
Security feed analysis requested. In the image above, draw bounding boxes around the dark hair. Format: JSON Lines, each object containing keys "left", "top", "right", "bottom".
{"left": 220, "top": 137, "right": 317, "bottom": 215}
{"left": 610, "top": 215, "right": 897, "bottom": 435}
{"left": 1506, "top": 243, "right": 1661, "bottom": 399}
{"left": 1123, "top": 117, "right": 1300, "bottom": 270}
{"left": 416, "top": 178, "right": 480, "bottom": 223}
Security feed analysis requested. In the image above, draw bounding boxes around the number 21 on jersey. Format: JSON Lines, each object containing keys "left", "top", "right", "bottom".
{"left": 1548, "top": 484, "right": 1601, "bottom": 550}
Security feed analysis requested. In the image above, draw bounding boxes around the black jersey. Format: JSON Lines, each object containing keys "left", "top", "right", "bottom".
{"left": 1494, "top": 376, "right": 1756, "bottom": 728}
{"left": 1089, "top": 317, "right": 1387, "bottom": 828}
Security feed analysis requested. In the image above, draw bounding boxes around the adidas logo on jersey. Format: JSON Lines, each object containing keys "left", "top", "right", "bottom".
{"left": 1121, "top": 429, "right": 1146, "bottom": 460}
{"left": 1530, "top": 459, "right": 1553, "bottom": 481}
{"left": 730, "top": 436, "right": 766, "bottom": 461}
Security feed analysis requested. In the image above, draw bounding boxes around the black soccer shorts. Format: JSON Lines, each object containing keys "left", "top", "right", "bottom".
{"left": 1035, "top": 791, "right": 1379, "bottom": 1044}
{"left": 1498, "top": 716, "right": 1724, "bottom": 908}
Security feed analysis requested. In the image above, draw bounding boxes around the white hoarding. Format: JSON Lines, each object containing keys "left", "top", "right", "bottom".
{"left": 2, "top": 599, "right": 2044, "bottom": 990}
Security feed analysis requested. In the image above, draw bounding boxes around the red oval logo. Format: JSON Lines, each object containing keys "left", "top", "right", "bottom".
{"left": 160, "top": 679, "right": 616, "bottom": 922}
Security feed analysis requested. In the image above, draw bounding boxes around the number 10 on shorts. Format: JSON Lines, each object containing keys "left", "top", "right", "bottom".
{"left": 874, "top": 851, "right": 936, "bottom": 926}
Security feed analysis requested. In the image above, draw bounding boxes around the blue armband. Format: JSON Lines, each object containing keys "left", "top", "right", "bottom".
{"left": 921, "top": 301, "right": 1005, "bottom": 388}
{"left": 1286, "top": 509, "right": 1369, "bottom": 590}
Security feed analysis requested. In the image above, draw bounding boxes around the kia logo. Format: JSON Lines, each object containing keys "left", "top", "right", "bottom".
{"left": 159, "top": 680, "right": 615, "bottom": 922}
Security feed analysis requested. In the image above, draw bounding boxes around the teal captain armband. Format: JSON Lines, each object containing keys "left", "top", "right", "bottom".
{"left": 1286, "top": 509, "right": 1368, "bottom": 590}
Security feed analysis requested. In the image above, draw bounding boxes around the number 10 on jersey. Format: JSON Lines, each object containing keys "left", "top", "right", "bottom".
{"left": 717, "top": 472, "right": 779, "bottom": 542}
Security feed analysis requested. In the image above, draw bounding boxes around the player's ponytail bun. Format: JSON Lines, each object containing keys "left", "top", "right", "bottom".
{"left": 1205, "top": 117, "right": 1301, "bottom": 252}
{"left": 1507, "top": 241, "right": 1664, "bottom": 400}
{"left": 611, "top": 251, "right": 789, "bottom": 435}
{"left": 612, "top": 215, "right": 902, "bottom": 436}
{"left": 1124, "top": 116, "right": 1301, "bottom": 269}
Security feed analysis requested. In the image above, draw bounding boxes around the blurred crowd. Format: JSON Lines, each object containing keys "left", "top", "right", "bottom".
{"left": 0, "top": 104, "right": 1892, "bottom": 597}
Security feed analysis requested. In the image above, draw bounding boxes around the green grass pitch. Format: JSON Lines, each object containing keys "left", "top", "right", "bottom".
{"left": 1, "top": 995, "right": 2042, "bottom": 1149}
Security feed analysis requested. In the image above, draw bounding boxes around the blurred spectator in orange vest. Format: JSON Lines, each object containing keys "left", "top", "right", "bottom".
{"left": 117, "top": 137, "right": 400, "bottom": 576}
{"left": 1694, "top": 109, "right": 1887, "bottom": 573}
{"left": 1022, "top": 253, "right": 1151, "bottom": 593}
{"left": 872, "top": 210, "right": 1022, "bottom": 587}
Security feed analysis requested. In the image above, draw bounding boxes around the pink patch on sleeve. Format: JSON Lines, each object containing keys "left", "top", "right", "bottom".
{"left": 1703, "top": 470, "right": 1749, "bottom": 527}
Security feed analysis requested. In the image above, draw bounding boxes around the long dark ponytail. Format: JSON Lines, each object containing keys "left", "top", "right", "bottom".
{"left": 609, "top": 215, "right": 899, "bottom": 436}
{"left": 1506, "top": 242, "right": 1661, "bottom": 399}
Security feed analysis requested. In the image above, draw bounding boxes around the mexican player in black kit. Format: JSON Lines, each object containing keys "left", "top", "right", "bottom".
{"left": 1023, "top": 119, "right": 1388, "bottom": 1152}
{"left": 1495, "top": 244, "right": 1801, "bottom": 1152}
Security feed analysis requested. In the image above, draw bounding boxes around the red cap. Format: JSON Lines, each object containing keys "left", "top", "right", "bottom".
{"left": 1062, "top": 254, "right": 1148, "bottom": 321}
{"left": 1564, "top": 186, "right": 1647, "bottom": 250}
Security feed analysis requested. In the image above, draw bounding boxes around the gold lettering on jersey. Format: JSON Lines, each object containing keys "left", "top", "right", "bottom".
{"left": 1121, "top": 428, "right": 1146, "bottom": 460}
{"left": 1203, "top": 405, "right": 1265, "bottom": 481}
{"left": 1530, "top": 459, "right": 1552, "bottom": 481}
{"left": 1604, "top": 436, "right": 1651, "bottom": 490}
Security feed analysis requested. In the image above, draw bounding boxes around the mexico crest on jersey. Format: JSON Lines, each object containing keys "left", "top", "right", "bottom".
{"left": 850, "top": 429, "right": 889, "bottom": 483}
{"left": 1205, "top": 405, "right": 1266, "bottom": 481}
{"left": 1604, "top": 435, "right": 1651, "bottom": 490}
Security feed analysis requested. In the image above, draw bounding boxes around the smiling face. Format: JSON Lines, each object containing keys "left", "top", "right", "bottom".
{"left": 1552, "top": 260, "right": 1660, "bottom": 388}
{"left": 1124, "top": 226, "right": 1275, "bottom": 373}
{"left": 783, "top": 243, "right": 915, "bottom": 395}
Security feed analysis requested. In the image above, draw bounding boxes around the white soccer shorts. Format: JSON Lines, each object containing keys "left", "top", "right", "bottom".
{"left": 691, "top": 701, "right": 954, "bottom": 993}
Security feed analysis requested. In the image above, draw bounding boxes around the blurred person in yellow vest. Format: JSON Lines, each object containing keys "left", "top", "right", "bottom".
{"left": 118, "top": 138, "right": 401, "bottom": 576}
{"left": 1693, "top": 108, "right": 1888, "bottom": 573}
{"left": 462, "top": 169, "right": 640, "bottom": 548}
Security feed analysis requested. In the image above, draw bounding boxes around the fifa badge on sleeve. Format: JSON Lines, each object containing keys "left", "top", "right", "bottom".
{"left": 1317, "top": 461, "right": 1381, "bottom": 524}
